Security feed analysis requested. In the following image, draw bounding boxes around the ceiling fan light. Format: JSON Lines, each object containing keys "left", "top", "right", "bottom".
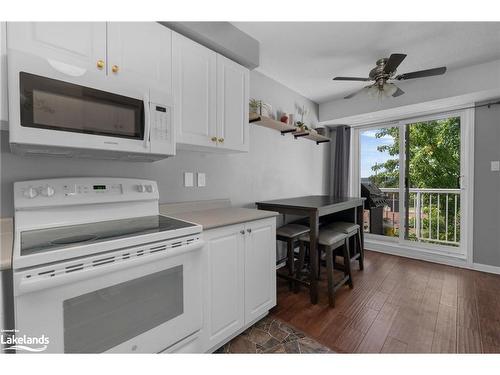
{"left": 367, "top": 85, "right": 379, "bottom": 99}
{"left": 384, "top": 83, "right": 398, "bottom": 97}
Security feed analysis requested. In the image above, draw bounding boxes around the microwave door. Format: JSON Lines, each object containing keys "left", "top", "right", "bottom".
{"left": 19, "top": 72, "right": 146, "bottom": 141}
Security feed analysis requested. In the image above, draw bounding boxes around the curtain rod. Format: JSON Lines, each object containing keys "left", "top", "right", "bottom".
{"left": 461, "top": 100, "right": 500, "bottom": 111}
{"left": 335, "top": 99, "right": 500, "bottom": 130}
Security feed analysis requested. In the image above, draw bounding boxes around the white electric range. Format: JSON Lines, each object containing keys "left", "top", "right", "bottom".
{"left": 9, "top": 177, "right": 203, "bottom": 353}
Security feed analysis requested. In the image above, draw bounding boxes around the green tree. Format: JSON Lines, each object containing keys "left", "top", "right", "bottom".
{"left": 370, "top": 117, "right": 460, "bottom": 189}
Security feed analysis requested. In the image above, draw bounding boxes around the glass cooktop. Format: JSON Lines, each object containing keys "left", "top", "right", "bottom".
{"left": 21, "top": 215, "right": 198, "bottom": 256}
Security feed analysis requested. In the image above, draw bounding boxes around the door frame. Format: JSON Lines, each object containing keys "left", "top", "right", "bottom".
{"left": 350, "top": 107, "right": 475, "bottom": 263}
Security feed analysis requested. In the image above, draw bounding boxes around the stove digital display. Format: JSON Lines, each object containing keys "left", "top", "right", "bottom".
{"left": 93, "top": 185, "right": 107, "bottom": 190}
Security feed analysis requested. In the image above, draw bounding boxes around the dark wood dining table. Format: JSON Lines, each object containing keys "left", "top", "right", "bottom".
{"left": 255, "top": 195, "right": 365, "bottom": 304}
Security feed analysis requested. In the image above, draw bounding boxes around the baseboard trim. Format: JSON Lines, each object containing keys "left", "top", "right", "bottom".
{"left": 471, "top": 262, "right": 500, "bottom": 275}
{"left": 366, "top": 240, "right": 500, "bottom": 276}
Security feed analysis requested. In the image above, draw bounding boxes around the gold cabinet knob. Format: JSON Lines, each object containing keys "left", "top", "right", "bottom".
{"left": 218, "top": 138, "right": 224, "bottom": 143}
{"left": 111, "top": 65, "right": 119, "bottom": 73}
{"left": 96, "top": 59, "right": 105, "bottom": 69}
{"left": 211, "top": 136, "right": 218, "bottom": 143}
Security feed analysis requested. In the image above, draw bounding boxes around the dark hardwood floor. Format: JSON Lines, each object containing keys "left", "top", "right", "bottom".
{"left": 271, "top": 250, "right": 500, "bottom": 353}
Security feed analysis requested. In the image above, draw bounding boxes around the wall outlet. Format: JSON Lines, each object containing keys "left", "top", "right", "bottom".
{"left": 491, "top": 161, "right": 500, "bottom": 172}
{"left": 197, "top": 173, "right": 206, "bottom": 187}
{"left": 184, "top": 172, "right": 194, "bottom": 187}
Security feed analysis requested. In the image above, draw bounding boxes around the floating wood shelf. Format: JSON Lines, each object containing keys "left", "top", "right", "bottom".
{"left": 249, "top": 112, "right": 297, "bottom": 135}
{"left": 303, "top": 132, "right": 331, "bottom": 145}
{"left": 249, "top": 112, "right": 330, "bottom": 145}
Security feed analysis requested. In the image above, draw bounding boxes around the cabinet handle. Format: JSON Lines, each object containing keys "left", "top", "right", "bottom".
{"left": 112, "top": 65, "right": 119, "bottom": 73}
{"left": 211, "top": 136, "right": 218, "bottom": 143}
{"left": 218, "top": 138, "right": 224, "bottom": 143}
{"left": 96, "top": 60, "right": 105, "bottom": 70}
{"left": 247, "top": 228, "right": 252, "bottom": 234}
{"left": 240, "top": 230, "right": 245, "bottom": 235}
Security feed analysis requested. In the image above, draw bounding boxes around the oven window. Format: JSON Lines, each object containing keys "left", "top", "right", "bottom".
{"left": 20, "top": 72, "right": 144, "bottom": 140}
{"left": 63, "top": 266, "right": 183, "bottom": 353}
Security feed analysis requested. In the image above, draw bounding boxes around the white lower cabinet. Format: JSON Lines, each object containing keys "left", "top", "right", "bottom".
{"left": 201, "top": 218, "right": 276, "bottom": 352}
{"left": 244, "top": 220, "right": 276, "bottom": 323}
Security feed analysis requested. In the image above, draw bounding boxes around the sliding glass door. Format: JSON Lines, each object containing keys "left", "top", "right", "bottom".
{"left": 360, "top": 126, "right": 400, "bottom": 239}
{"left": 402, "top": 116, "right": 461, "bottom": 247}
{"left": 356, "top": 110, "right": 472, "bottom": 257}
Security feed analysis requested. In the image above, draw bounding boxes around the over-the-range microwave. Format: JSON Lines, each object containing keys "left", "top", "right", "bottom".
{"left": 7, "top": 50, "right": 175, "bottom": 161}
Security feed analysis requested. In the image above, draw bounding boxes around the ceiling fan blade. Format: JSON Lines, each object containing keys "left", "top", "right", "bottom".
{"left": 396, "top": 67, "right": 447, "bottom": 80}
{"left": 384, "top": 53, "right": 407, "bottom": 74}
{"left": 344, "top": 87, "right": 369, "bottom": 99}
{"left": 333, "top": 76, "right": 371, "bottom": 81}
{"left": 392, "top": 86, "right": 405, "bottom": 97}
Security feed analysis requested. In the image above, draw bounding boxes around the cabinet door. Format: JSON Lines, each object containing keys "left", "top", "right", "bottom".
{"left": 216, "top": 54, "right": 249, "bottom": 152}
{"left": 7, "top": 22, "right": 106, "bottom": 73}
{"left": 107, "top": 22, "right": 172, "bottom": 93}
{"left": 202, "top": 225, "right": 245, "bottom": 351}
{"left": 173, "top": 32, "right": 217, "bottom": 149}
{"left": 244, "top": 219, "right": 277, "bottom": 323}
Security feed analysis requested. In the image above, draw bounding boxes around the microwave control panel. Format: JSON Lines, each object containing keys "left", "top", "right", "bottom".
{"left": 151, "top": 104, "right": 171, "bottom": 141}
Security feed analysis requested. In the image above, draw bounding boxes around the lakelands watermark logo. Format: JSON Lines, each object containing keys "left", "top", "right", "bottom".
{"left": 1, "top": 329, "right": 50, "bottom": 352}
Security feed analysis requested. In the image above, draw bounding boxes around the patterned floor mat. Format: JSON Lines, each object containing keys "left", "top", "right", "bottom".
{"left": 215, "top": 316, "right": 333, "bottom": 354}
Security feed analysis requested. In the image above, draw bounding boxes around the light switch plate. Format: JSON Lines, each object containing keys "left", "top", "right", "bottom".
{"left": 184, "top": 172, "right": 194, "bottom": 187}
{"left": 491, "top": 161, "right": 500, "bottom": 172}
{"left": 197, "top": 173, "right": 206, "bottom": 187}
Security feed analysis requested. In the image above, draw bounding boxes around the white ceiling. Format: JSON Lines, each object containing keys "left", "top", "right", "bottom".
{"left": 232, "top": 22, "right": 500, "bottom": 104}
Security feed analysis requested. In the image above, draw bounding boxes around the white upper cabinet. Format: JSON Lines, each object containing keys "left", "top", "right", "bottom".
{"left": 173, "top": 32, "right": 250, "bottom": 153}
{"left": 216, "top": 54, "right": 249, "bottom": 152}
{"left": 7, "top": 22, "right": 106, "bottom": 74}
{"left": 7, "top": 22, "right": 172, "bottom": 92}
{"left": 173, "top": 32, "right": 217, "bottom": 149}
{"left": 107, "top": 22, "right": 172, "bottom": 93}
{"left": 244, "top": 219, "right": 276, "bottom": 323}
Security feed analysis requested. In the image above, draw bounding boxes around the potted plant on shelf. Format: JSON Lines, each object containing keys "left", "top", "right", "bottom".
{"left": 295, "top": 121, "right": 308, "bottom": 133}
{"left": 249, "top": 98, "right": 272, "bottom": 117}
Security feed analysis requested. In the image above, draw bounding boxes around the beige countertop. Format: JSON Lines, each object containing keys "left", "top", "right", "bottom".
{"left": 160, "top": 206, "right": 278, "bottom": 230}
{"left": 0, "top": 203, "right": 278, "bottom": 270}
{"left": 1, "top": 218, "right": 13, "bottom": 271}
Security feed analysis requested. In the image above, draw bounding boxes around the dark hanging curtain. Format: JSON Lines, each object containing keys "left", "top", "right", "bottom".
{"left": 331, "top": 125, "right": 351, "bottom": 197}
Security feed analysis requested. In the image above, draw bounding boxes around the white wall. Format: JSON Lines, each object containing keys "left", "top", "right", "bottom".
{"left": 319, "top": 59, "right": 500, "bottom": 123}
{"left": 0, "top": 70, "right": 330, "bottom": 217}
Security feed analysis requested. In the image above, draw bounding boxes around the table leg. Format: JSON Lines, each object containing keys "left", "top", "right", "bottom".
{"left": 356, "top": 204, "right": 365, "bottom": 268}
{"left": 309, "top": 211, "right": 319, "bottom": 304}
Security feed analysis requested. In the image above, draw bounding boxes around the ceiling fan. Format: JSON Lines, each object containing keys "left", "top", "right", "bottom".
{"left": 333, "top": 53, "right": 447, "bottom": 99}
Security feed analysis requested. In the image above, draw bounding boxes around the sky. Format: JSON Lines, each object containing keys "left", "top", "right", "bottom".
{"left": 360, "top": 128, "right": 397, "bottom": 178}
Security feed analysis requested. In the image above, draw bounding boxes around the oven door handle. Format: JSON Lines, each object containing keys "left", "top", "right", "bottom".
{"left": 14, "top": 240, "right": 204, "bottom": 296}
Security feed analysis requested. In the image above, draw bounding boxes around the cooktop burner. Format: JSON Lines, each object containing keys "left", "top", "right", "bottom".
{"left": 21, "top": 215, "right": 197, "bottom": 256}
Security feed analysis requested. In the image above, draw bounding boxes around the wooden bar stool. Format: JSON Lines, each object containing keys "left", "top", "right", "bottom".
{"left": 297, "top": 228, "right": 353, "bottom": 307}
{"left": 325, "top": 221, "right": 364, "bottom": 270}
{"left": 276, "top": 223, "right": 310, "bottom": 289}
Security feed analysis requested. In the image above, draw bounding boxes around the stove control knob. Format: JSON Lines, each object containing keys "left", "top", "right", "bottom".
{"left": 24, "top": 187, "right": 38, "bottom": 199}
{"left": 137, "top": 184, "right": 146, "bottom": 193}
{"left": 145, "top": 184, "right": 154, "bottom": 193}
{"left": 41, "top": 185, "right": 55, "bottom": 197}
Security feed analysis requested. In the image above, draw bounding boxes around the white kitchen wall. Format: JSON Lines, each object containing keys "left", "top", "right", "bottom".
{"left": 0, "top": 70, "right": 330, "bottom": 217}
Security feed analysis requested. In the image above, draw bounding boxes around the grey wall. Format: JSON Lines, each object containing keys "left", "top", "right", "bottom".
{"left": 0, "top": 70, "right": 329, "bottom": 218}
{"left": 473, "top": 102, "right": 500, "bottom": 267}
